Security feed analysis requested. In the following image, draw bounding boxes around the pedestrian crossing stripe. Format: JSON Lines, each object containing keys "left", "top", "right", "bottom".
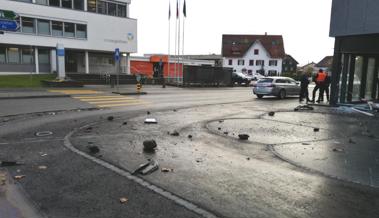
{"left": 49, "top": 90, "right": 102, "bottom": 95}
{"left": 72, "top": 95, "right": 148, "bottom": 108}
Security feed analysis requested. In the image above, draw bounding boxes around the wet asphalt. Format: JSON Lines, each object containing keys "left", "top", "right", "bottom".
{"left": 1, "top": 86, "right": 379, "bottom": 218}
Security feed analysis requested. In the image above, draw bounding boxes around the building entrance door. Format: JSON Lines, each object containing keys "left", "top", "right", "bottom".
{"left": 65, "top": 51, "right": 78, "bottom": 73}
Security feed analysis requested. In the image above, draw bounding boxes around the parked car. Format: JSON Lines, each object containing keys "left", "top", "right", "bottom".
{"left": 252, "top": 77, "right": 301, "bottom": 99}
{"left": 232, "top": 72, "right": 251, "bottom": 85}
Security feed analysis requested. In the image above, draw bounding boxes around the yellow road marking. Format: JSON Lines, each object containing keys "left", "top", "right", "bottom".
{"left": 97, "top": 102, "right": 149, "bottom": 108}
{"left": 87, "top": 100, "right": 143, "bottom": 104}
{"left": 74, "top": 97, "right": 134, "bottom": 101}
{"left": 73, "top": 95, "right": 130, "bottom": 99}
{"left": 49, "top": 90, "right": 102, "bottom": 94}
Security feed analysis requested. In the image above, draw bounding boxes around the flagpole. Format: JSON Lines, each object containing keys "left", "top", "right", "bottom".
{"left": 174, "top": 0, "right": 178, "bottom": 84}
{"left": 168, "top": 1, "right": 171, "bottom": 83}
{"left": 177, "top": 0, "right": 181, "bottom": 85}
{"left": 181, "top": 7, "right": 185, "bottom": 83}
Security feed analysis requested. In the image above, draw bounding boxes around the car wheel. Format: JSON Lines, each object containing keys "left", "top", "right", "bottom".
{"left": 278, "top": 89, "right": 286, "bottom": 99}
{"left": 257, "top": 94, "right": 264, "bottom": 99}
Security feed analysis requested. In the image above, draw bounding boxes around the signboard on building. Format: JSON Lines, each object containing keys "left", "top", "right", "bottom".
{"left": 0, "top": 9, "right": 18, "bottom": 20}
{"left": 0, "top": 9, "right": 19, "bottom": 32}
{"left": 114, "top": 48, "right": 120, "bottom": 62}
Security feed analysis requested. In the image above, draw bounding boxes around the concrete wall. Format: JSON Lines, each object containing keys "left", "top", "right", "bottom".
{"left": 330, "top": 0, "right": 379, "bottom": 37}
{"left": 0, "top": 0, "right": 137, "bottom": 54}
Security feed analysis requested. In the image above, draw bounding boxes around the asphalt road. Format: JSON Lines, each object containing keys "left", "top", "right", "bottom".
{"left": 1, "top": 86, "right": 378, "bottom": 218}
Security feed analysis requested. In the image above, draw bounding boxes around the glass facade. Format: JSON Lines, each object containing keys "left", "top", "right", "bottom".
{"left": 21, "top": 48, "right": 34, "bottom": 64}
{"left": 64, "top": 22, "right": 75, "bottom": 37}
{"left": 52, "top": 21, "right": 63, "bottom": 36}
{"left": 351, "top": 56, "right": 363, "bottom": 101}
{"left": 38, "top": 49, "right": 50, "bottom": 64}
{"left": 0, "top": 47, "right": 6, "bottom": 64}
{"left": 21, "top": 17, "right": 35, "bottom": 33}
{"left": 76, "top": 24, "right": 87, "bottom": 38}
{"left": 7, "top": 48, "right": 21, "bottom": 64}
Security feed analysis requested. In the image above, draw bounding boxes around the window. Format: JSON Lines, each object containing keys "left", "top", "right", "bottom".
{"left": 21, "top": 17, "right": 35, "bottom": 33}
{"left": 249, "top": 60, "right": 254, "bottom": 66}
{"left": 0, "top": 47, "right": 6, "bottom": 63}
{"left": 35, "top": 0, "right": 48, "bottom": 5}
{"left": 64, "top": 22, "right": 75, "bottom": 37}
{"left": 276, "top": 79, "right": 286, "bottom": 83}
{"left": 268, "top": 70, "right": 277, "bottom": 76}
{"left": 108, "top": 2, "right": 117, "bottom": 16}
{"left": 256, "top": 60, "right": 264, "bottom": 66}
{"left": 248, "top": 70, "right": 252, "bottom": 74}
{"left": 228, "top": 59, "right": 233, "bottom": 65}
{"left": 237, "top": 59, "right": 245, "bottom": 66}
{"left": 37, "top": 19, "right": 51, "bottom": 35}
{"left": 49, "top": 0, "right": 60, "bottom": 7}
{"left": 117, "top": 4, "right": 127, "bottom": 17}
{"left": 52, "top": 21, "right": 63, "bottom": 36}
{"left": 38, "top": 49, "right": 50, "bottom": 64}
{"left": 87, "top": 0, "right": 97, "bottom": 12}
{"left": 254, "top": 49, "right": 259, "bottom": 55}
{"left": 7, "top": 48, "right": 20, "bottom": 64}
{"left": 269, "top": 60, "right": 278, "bottom": 66}
{"left": 76, "top": 24, "right": 86, "bottom": 38}
{"left": 73, "top": 0, "right": 84, "bottom": 10}
{"left": 62, "top": 0, "right": 72, "bottom": 8}
{"left": 97, "top": 1, "right": 107, "bottom": 14}
{"left": 22, "top": 48, "right": 34, "bottom": 64}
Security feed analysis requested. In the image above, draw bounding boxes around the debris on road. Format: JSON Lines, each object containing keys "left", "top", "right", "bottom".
{"left": 122, "top": 122, "right": 128, "bottom": 125}
{"left": 147, "top": 111, "right": 151, "bottom": 115}
{"left": 87, "top": 145, "right": 100, "bottom": 154}
{"left": 219, "top": 120, "right": 224, "bottom": 123}
{"left": 268, "top": 112, "right": 275, "bottom": 116}
{"left": 333, "top": 148, "right": 344, "bottom": 152}
{"left": 294, "top": 105, "right": 314, "bottom": 111}
{"left": 246, "top": 157, "right": 251, "bottom": 160}
{"left": 38, "top": 166, "right": 47, "bottom": 170}
{"left": 238, "top": 134, "right": 250, "bottom": 140}
{"left": 144, "top": 118, "right": 158, "bottom": 124}
{"left": 349, "top": 138, "right": 356, "bottom": 144}
{"left": 143, "top": 140, "right": 157, "bottom": 152}
{"left": 224, "top": 132, "right": 229, "bottom": 135}
{"left": 14, "top": 175, "right": 26, "bottom": 180}
{"left": 173, "top": 109, "right": 177, "bottom": 112}
{"left": 35, "top": 131, "right": 53, "bottom": 137}
{"left": 132, "top": 161, "right": 151, "bottom": 175}
{"left": 196, "top": 158, "right": 203, "bottom": 163}
{"left": 218, "top": 127, "right": 222, "bottom": 130}
{"left": 313, "top": 128, "right": 320, "bottom": 132}
{"left": 188, "top": 135, "right": 193, "bottom": 139}
{"left": 170, "top": 131, "right": 180, "bottom": 136}
{"left": 302, "top": 142, "right": 311, "bottom": 145}
{"left": 107, "top": 116, "right": 114, "bottom": 121}
{"left": 119, "top": 197, "right": 128, "bottom": 204}
{"left": 140, "top": 160, "right": 159, "bottom": 175}
{"left": 161, "top": 168, "right": 174, "bottom": 173}
{"left": 1, "top": 161, "right": 20, "bottom": 167}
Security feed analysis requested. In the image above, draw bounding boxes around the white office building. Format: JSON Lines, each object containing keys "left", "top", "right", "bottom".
{"left": 0, "top": 0, "right": 137, "bottom": 75}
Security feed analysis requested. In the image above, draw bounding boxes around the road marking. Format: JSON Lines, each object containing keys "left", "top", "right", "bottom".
{"left": 49, "top": 90, "right": 102, "bottom": 95}
{"left": 97, "top": 102, "right": 149, "bottom": 108}
{"left": 72, "top": 95, "right": 148, "bottom": 108}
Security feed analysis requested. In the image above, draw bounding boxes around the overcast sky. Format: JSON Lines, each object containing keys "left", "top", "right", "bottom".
{"left": 130, "top": 0, "right": 334, "bottom": 66}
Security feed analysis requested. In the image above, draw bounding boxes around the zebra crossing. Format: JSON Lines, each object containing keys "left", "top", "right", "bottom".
{"left": 49, "top": 90, "right": 148, "bottom": 108}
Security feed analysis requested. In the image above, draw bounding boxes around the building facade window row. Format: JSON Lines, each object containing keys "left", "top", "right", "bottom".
{"left": 17, "top": 16, "right": 87, "bottom": 39}
{"left": 13, "top": 0, "right": 128, "bottom": 18}
{"left": 0, "top": 46, "right": 50, "bottom": 65}
{"left": 229, "top": 59, "right": 279, "bottom": 67}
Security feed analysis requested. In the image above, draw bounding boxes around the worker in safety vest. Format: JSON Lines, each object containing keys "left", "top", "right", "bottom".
{"left": 311, "top": 69, "right": 327, "bottom": 103}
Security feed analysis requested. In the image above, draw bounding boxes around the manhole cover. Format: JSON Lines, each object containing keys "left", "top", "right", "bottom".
{"left": 35, "top": 131, "right": 53, "bottom": 137}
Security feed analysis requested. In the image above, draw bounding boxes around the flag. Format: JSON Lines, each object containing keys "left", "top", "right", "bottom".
{"left": 168, "top": 2, "right": 171, "bottom": 19}
{"left": 176, "top": 0, "right": 179, "bottom": 19}
{"left": 183, "top": 0, "right": 186, "bottom": 17}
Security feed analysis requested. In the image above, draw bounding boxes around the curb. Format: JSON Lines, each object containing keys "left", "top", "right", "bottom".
{"left": 0, "top": 95, "right": 71, "bottom": 100}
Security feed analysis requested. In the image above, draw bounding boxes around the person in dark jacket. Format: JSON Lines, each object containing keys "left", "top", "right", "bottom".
{"left": 299, "top": 72, "right": 311, "bottom": 103}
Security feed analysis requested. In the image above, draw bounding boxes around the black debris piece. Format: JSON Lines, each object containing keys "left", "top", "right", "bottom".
{"left": 173, "top": 109, "right": 177, "bottom": 112}
{"left": 224, "top": 132, "right": 229, "bottom": 135}
{"left": 218, "top": 127, "right": 222, "bottom": 130}
{"left": 348, "top": 138, "right": 356, "bottom": 144}
{"left": 314, "top": 128, "right": 320, "bottom": 132}
{"left": 1, "top": 161, "right": 20, "bottom": 167}
{"left": 107, "top": 116, "right": 114, "bottom": 121}
{"left": 87, "top": 145, "right": 100, "bottom": 154}
{"left": 122, "top": 122, "right": 128, "bottom": 125}
{"left": 188, "top": 135, "right": 193, "bottom": 139}
{"left": 246, "top": 157, "right": 251, "bottom": 161}
{"left": 132, "top": 161, "right": 151, "bottom": 175}
{"left": 333, "top": 148, "right": 344, "bottom": 152}
{"left": 268, "top": 112, "right": 275, "bottom": 116}
{"left": 238, "top": 134, "right": 250, "bottom": 140}
{"left": 147, "top": 111, "right": 151, "bottom": 115}
{"left": 140, "top": 160, "right": 159, "bottom": 175}
{"left": 170, "top": 131, "right": 180, "bottom": 136}
{"left": 294, "top": 105, "right": 314, "bottom": 111}
{"left": 143, "top": 140, "right": 157, "bottom": 151}
{"left": 219, "top": 120, "right": 224, "bottom": 123}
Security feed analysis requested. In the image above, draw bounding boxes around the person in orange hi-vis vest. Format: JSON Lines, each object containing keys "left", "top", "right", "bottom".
{"left": 311, "top": 69, "right": 327, "bottom": 103}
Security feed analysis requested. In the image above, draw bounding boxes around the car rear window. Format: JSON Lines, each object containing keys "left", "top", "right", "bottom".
{"left": 258, "top": 78, "right": 273, "bottom": 83}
